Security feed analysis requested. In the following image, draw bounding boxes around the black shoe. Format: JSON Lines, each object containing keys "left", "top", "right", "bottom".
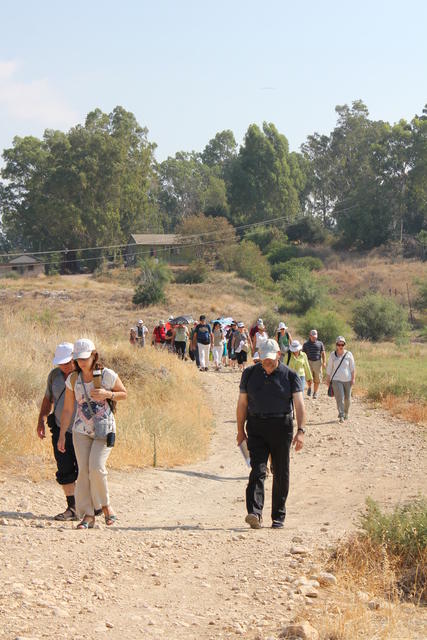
{"left": 245, "top": 513, "right": 262, "bottom": 529}
{"left": 54, "top": 507, "right": 77, "bottom": 521}
{"left": 94, "top": 508, "right": 103, "bottom": 517}
{"left": 271, "top": 520, "right": 284, "bottom": 529}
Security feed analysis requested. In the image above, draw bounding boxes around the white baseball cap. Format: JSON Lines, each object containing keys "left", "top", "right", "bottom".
{"left": 258, "top": 339, "right": 280, "bottom": 360}
{"left": 73, "top": 338, "right": 95, "bottom": 360}
{"left": 138, "top": 319, "right": 143, "bottom": 324}
{"left": 278, "top": 322, "right": 288, "bottom": 330}
{"left": 289, "top": 340, "right": 302, "bottom": 353}
{"left": 53, "top": 342, "right": 74, "bottom": 365}
{"left": 237, "top": 322, "right": 245, "bottom": 328}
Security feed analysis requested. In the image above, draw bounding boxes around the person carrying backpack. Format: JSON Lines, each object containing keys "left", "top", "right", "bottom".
{"left": 192, "top": 315, "right": 212, "bottom": 371}
{"left": 152, "top": 321, "right": 166, "bottom": 348}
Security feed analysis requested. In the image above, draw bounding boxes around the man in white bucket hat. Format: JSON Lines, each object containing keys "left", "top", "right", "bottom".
{"left": 236, "top": 338, "right": 306, "bottom": 530}
{"left": 36, "top": 343, "right": 79, "bottom": 520}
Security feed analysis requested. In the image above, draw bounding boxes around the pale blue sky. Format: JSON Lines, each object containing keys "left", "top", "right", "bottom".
{"left": 0, "top": 0, "right": 426, "bottom": 161}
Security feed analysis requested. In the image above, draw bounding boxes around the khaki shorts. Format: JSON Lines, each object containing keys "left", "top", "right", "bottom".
{"left": 309, "top": 359, "right": 322, "bottom": 384}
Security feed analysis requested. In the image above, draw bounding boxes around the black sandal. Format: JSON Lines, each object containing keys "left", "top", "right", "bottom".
{"left": 54, "top": 508, "right": 77, "bottom": 521}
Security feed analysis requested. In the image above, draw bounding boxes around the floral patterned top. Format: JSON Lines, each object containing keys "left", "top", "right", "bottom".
{"left": 65, "top": 368, "right": 117, "bottom": 437}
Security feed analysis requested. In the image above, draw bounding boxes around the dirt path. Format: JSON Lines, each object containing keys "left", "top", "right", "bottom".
{"left": 1, "top": 368, "right": 426, "bottom": 640}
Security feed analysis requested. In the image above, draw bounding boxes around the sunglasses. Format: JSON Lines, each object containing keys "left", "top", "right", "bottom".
{"left": 336, "top": 343, "right": 345, "bottom": 347}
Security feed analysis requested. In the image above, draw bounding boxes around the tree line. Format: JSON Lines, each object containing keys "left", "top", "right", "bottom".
{"left": 0, "top": 100, "right": 426, "bottom": 262}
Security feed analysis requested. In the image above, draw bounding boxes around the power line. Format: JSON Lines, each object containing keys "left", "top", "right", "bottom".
{"left": 0, "top": 214, "right": 290, "bottom": 260}
{"left": 0, "top": 204, "right": 359, "bottom": 263}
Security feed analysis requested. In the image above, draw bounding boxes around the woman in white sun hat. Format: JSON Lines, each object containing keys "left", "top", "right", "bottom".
{"left": 58, "top": 338, "right": 127, "bottom": 530}
{"left": 286, "top": 340, "right": 313, "bottom": 391}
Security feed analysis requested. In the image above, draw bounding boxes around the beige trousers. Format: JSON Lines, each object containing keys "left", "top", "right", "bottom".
{"left": 73, "top": 431, "right": 112, "bottom": 517}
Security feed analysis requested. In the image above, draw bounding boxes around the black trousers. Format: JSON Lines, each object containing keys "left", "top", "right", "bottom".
{"left": 175, "top": 341, "right": 186, "bottom": 359}
{"left": 246, "top": 415, "right": 293, "bottom": 523}
{"left": 50, "top": 426, "right": 79, "bottom": 485}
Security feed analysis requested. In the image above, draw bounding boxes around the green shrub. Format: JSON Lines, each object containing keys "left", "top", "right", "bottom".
{"left": 267, "top": 240, "right": 299, "bottom": 264}
{"left": 133, "top": 258, "right": 171, "bottom": 307}
{"left": 244, "top": 226, "right": 287, "bottom": 253}
{"left": 234, "top": 240, "right": 273, "bottom": 288}
{"left": 175, "top": 260, "right": 208, "bottom": 284}
{"left": 352, "top": 294, "right": 409, "bottom": 341}
{"left": 298, "top": 309, "right": 348, "bottom": 347}
{"left": 280, "top": 268, "right": 328, "bottom": 315}
{"left": 271, "top": 256, "right": 323, "bottom": 281}
{"left": 259, "top": 309, "right": 282, "bottom": 338}
{"left": 359, "top": 497, "right": 427, "bottom": 600}
{"left": 286, "top": 217, "right": 328, "bottom": 245}
{"left": 132, "top": 281, "right": 165, "bottom": 306}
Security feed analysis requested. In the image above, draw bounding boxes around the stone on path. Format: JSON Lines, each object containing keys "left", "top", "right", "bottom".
{"left": 280, "top": 620, "right": 319, "bottom": 639}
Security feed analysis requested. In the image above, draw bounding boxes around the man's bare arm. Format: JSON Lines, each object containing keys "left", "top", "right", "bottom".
{"left": 236, "top": 392, "right": 248, "bottom": 446}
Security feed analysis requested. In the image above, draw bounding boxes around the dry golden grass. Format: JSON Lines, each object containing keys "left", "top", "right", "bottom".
{"left": 322, "top": 256, "right": 427, "bottom": 326}
{"left": 0, "top": 306, "right": 212, "bottom": 476}
{"left": 292, "top": 534, "right": 426, "bottom": 640}
{"left": 352, "top": 341, "right": 427, "bottom": 426}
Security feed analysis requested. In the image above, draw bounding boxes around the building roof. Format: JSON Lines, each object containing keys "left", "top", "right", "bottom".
{"left": 130, "top": 234, "right": 180, "bottom": 246}
{"left": 8, "top": 254, "right": 40, "bottom": 265}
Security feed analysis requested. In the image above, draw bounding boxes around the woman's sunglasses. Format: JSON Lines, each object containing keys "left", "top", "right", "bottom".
{"left": 336, "top": 343, "right": 345, "bottom": 347}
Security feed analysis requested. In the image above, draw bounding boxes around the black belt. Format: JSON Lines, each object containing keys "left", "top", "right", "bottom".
{"left": 249, "top": 413, "right": 291, "bottom": 419}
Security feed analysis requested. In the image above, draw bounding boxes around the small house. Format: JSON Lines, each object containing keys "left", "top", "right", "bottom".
{"left": 0, "top": 254, "right": 44, "bottom": 277}
{"left": 125, "top": 234, "right": 188, "bottom": 266}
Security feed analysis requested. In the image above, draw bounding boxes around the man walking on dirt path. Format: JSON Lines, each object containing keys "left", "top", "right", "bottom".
{"left": 302, "top": 329, "right": 326, "bottom": 399}
{"left": 236, "top": 339, "right": 306, "bottom": 529}
{"left": 37, "top": 343, "right": 79, "bottom": 521}
{"left": 192, "top": 315, "right": 212, "bottom": 371}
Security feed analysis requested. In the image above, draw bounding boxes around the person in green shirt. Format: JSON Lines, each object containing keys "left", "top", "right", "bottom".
{"left": 286, "top": 340, "right": 313, "bottom": 391}
{"left": 276, "top": 322, "right": 293, "bottom": 361}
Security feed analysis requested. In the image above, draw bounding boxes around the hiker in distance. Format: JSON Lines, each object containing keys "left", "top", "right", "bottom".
{"left": 58, "top": 338, "right": 127, "bottom": 530}
{"left": 236, "top": 339, "right": 306, "bottom": 530}
{"left": 302, "top": 329, "right": 326, "bottom": 399}
{"left": 192, "top": 315, "right": 212, "bottom": 371}
{"left": 136, "top": 319, "right": 148, "bottom": 347}
{"left": 37, "top": 342, "right": 79, "bottom": 521}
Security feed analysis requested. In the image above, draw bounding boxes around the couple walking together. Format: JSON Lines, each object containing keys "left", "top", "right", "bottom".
{"left": 38, "top": 339, "right": 127, "bottom": 529}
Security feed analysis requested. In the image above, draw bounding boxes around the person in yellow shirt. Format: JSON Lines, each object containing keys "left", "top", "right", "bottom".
{"left": 286, "top": 340, "right": 313, "bottom": 391}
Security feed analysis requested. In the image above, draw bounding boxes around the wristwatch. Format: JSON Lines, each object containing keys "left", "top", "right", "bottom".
{"left": 297, "top": 427, "right": 305, "bottom": 434}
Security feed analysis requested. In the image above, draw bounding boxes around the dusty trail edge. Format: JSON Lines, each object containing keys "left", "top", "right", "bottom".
{"left": 0, "top": 368, "right": 426, "bottom": 640}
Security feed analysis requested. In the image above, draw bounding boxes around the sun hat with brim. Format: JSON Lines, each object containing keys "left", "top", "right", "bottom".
{"left": 258, "top": 339, "right": 280, "bottom": 360}
{"left": 278, "top": 322, "right": 288, "bottom": 330}
{"left": 53, "top": 342, "right": 74, "bottom": 366}
{"left": 73, "top": 338, "right": 95, "bottom": 360}
{"left": 257, "top": 320, "right": 265, "bottom": 328}
{"left": 289, "top": 340, "right": 302, "bottom": 353}
{"left": 138, "top": 319, "right": 143, "bottom": 324}
{"left": 336, "top": 336, "right": 346, "bottom": 345}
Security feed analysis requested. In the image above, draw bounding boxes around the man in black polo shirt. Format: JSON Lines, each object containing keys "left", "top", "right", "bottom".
{"left": 236, "top": 338, "right": 306, "bottom": 529}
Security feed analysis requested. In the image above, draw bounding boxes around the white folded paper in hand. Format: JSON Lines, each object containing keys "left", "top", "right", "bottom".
{"left": 239, "top": 440, "right": 251, "bottom": 467}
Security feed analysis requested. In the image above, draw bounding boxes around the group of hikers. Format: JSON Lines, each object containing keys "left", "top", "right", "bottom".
{"left": 37, "top": 314, "right": 355, "bottom": 531}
